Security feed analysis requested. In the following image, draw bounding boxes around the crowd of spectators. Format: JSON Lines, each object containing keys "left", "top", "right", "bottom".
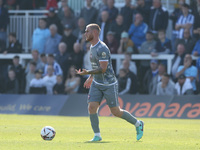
{"left": 0, "top": 0, "right": 200, "bottom": 96}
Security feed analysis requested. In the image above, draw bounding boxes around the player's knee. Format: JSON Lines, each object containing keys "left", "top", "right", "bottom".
{"left": 111, "top": 109, "right": 122, "bottom": 117}
{"left": 88, "top": 104, "right": 98, "bottom": 114}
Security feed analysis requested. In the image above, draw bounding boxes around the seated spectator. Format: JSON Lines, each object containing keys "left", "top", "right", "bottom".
{"left": 32, "top": 18, "right": 50, "bottom": 54}
{"left": 175, "top": 28, "right": 196, "bottom": 54}
{"left": 26, "top": 50, "right": 44, "bottom": 73}
{"left": 120, "top": 0, "right": 134, "bottom": 31}
{"left": 151, "top": 30, "right": 171, "bottom": 56}
{"left": 61, "top": 5, "right": 76, "bottom": 29}
{"left": 118, "top": 31, "right": 136, "bottom": 54}
{"left": 121, "top": 59, "right": 138, "bottom": 94}
{"left": 149, "top": 0, "right": 168, "bottom": 33}
{"left": 73, "top": 17, "right": 86, "bottom": 42}
{"left": 143, "top": 59, "right": 158, "bottom": 94}
{"left": 8, "top": 55, "right": 25, "bottom": 93}
{"left": 43, "top": 65, "right": 57, "bottom": 94}
{"left": 55, "top": 42, "right": 72, "bottom": 80}
{"left": 103, "top": 0, "right": 119, "bottom": 23}
{"left": 0, "top": 0, "right": 9, "bottom": 42}
{"left": 176, "top": 54, "right": 198, "bottom": 92}
{"left": 133, "top": 0, "right": 150, "bottom": 25}
{"left": 149, "top": 63, "right": 166, "bottom": 94}
{"left": 109, "top": 14, "right": 126, "bottom": 42}
{"left": 29, "top": 69, "right": 46, "bottom": 94}
{"left": 171, "top": 44, "right": 186, "bottom": 80}
{"left": 98, "top": 10, "right": 111, "bottom": 42}
{"left": 40, "top": 53, "right": 47, "bottom": 70}
{"left": 105, "top": 31, "right": 119, "bottom": 54}
{"left": 46, "top": 0, "right": 58, "bottom": 10}
{"left": 4, "top": 32, "right": 22, "bottom": 54}
{"left": 53, "top": 75, "right": 65, "bottom": 94}
{"left": 156, "top": 73, "right": 176, "bottom": 95}
{"left": 128, "top": 13, "right": 148, "bottom": 49}
{"left": 58, "top": 0, "right": 74, "bottom": 20}
{"left": 192, "top": 39, "right": 200, "bottom": 56}
{"left": 44, "top": 54, "right": 63, "bottom": 76}
{"left": 175, "top": 3, "right": 194, "bottom": 39}
{"left": 175, "top": 74, "right": 193, "bottom": 95}
{"left": 80, "top": 0, "right": 98, "bottom": 25}
{"left": 71, "top": 43, "right": 84, "bottom": 69}
{"left": 120, "top": 53, "right": 137, "bottom": 75}
{"left": 118, "top": 68, "right": 131, "bottom": 95}
{"left": 25, "top": 61, "right": 36, "bottom": 93}
{"left": 4, "top": 69, "right": 19, "bottom": 94}
{"left": 64, "top": 65, "right": 81, "bottom": 94}
{"left": 44, "top": 24, "right": 62, "bottom": 54}
{"left": 46, "top": 7, "right": 63, "bottom": 35}
{"left": 61, "top": 24, "right": 77, "bottom": 54}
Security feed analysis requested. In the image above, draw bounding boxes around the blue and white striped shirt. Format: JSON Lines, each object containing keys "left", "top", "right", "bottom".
{"left": 176, "top": 13, "right": 194, "bottom": 39}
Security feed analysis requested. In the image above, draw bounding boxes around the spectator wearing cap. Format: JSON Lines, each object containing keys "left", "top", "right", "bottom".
{"left": 156, "top": 73, "right": 176, "bottom": 95}
{"left": 79, "top": 0, "right": 98, "bottom": 25}
{"left": 103, "top": 0, "right": 118, "bottom": 23}
{"left": 98, "top": 10, "right": 111, "bottom": 42}
{"left": 32, "top": 18, "right": 50, "bottom": 54}
{"left": 0, "top": 0, "right": 9, "bottom": 42}
{"left": 46, "top": 7, "right": 63, "bottom": 35}
{"left": 105, "top": 31, "right": 119, "bottom": 54}
{"left": 61, "top": 5, "right": 76, "bottom": 29}
{"left": 175, "top": 3, "right": 194, "bottom": 39}
{"left": 109, "top": 14, "right": 126, "bottom": 43}
{"left": 128, "top": 13, "right": 148, "bottom": 48}
{"left": 175, "top": 74, "right": 193, "bottom": 95}
{"left": 176, "top": 54, "right": 198, "bottom": 92}
{"left": 46, "top": 0, "right": 58, "bottom": 10}
{"left": 8, "top": 55, "right": 25, "bottom": 93}
{"left": 43, "top": 54, "right": 63, "bottom": 76}
{"left": 149, "top": 0, "right": 168, "bottom": 33}
{"left": 120, "top": 0, "right": 134, "bottom": 31}
{"left": 4, "top": 32, "right": 22, "bottom": 54}
{"left": 44, "top": 24, "right": 62, "bottom": 54}
{"left": 143, "top": 59, "right": 158, "bottom": 94}
{"left": 29, "top": 69, "right": 46, "bottom": 94}
{"left": 118, "top": 31, "right": 136, "bottom": 54}
{"left": 61, "top": 24, "right": 77, "bottom": 54}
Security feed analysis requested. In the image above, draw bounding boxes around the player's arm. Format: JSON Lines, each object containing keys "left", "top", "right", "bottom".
{"left": 76, "top": 61, "right": 108, "bottom": 75}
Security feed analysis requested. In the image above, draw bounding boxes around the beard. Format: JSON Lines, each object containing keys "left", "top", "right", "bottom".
{"left": 86, "top": 34, "right": 93, "bottom": 42}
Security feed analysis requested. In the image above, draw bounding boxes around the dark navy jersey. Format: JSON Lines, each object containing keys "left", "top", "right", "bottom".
{"left": 90, "top": 40, "right": 117, "bottom": 85}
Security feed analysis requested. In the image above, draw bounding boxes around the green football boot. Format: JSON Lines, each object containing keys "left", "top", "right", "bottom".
{"left": 136, "top": 120, "right": 144, "bottom": 140}
{"left": 89, "top": 136, "right": 102, "bottom": 142}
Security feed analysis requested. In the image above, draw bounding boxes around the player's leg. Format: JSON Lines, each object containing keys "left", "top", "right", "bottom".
{"left": 103, "top": 82, "right": 144, "bottom": 140}
{"left": 87, "top": 82, "right": 103, "bottom": 142}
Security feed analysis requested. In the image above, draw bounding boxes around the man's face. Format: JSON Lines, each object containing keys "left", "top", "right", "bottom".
{"left": 183, "top": 30, "right": 190, "bottom": 39}
{"left": 153, "top": 0, "right": 161, "bottom": 8}
{"left": 177, "top": 44, "right": 185, "bottom": 55}
{"left": 116, "top": 15, "right": 123, "bottom": 25}
{"left": 85, "top": 27, "right": 94, "bottom": 42}
{"left": 184, "top": 55, "right": 192, "bottom": 65}
{"left": 162, "top": 76, "right": 169, "bottom": 85}
{"left": 150, "top": 62, "right": 158, "bottom": 71}
{"left": 178, "top": 78, "right": 185, "bottom": 85}
{"left": 50, "top": 27, "right": 57, "bottom": 36}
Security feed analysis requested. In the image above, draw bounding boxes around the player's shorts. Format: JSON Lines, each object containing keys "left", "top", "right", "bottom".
{"left": 87, "top": 81, "right": 119, "bottom": 108}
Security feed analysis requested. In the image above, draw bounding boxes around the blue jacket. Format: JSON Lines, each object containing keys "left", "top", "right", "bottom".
{"left": 128, "top": 22, "right": 148, "bottom": 48}
{"left": 192, "top": 39, "right": 200, "bottom": 55}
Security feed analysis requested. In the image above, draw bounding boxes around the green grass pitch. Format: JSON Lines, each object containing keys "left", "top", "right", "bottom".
{"left": 0, "top": 114, "right": 199, "bottom": 150}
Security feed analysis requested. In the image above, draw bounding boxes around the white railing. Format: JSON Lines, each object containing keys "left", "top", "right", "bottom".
{"left": 1, "top": 54, "right": 198, "bottom": 75}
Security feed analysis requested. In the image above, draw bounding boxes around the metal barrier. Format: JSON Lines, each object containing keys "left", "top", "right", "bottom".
{"left": 0, "top": 54, "right": 198, "bottom": 74}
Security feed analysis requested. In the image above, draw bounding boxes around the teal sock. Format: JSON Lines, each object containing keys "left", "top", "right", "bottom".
{"left": 121, "top": 110, "right": 137, "bottom": 125}
{"left": 89, "top": 113, "right": 100, "bottom": 133}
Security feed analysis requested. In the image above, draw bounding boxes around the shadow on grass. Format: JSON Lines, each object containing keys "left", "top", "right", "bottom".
{"left": 84, "top": 141, "right": 111, "bottom": 143}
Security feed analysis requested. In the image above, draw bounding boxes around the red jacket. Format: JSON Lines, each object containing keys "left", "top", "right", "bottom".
{"left": 46, "top": 0, "right": 58, "bottom": 10}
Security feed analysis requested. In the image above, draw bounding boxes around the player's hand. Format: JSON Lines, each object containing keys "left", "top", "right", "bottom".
{"left": 75, "top": 69, "right": 88, "bottom": 75}
{"left": 84, "top": 77, "right": 93, "bottom": 89}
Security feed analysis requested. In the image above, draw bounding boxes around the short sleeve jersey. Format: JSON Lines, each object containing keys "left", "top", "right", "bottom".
{"left": 90, "top": 40, "right": 117, "bottom": 85}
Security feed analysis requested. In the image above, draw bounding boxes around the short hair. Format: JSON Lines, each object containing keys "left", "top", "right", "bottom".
{"left": 158, "top": 29, "right": 166, "bottom": 34}
{"left": 86, "top": 24, "right": 101, "bottom": 33}
{"left": 49, "top": 24, "right": 57, "bottom": 31}
{"left": 32, "top": 50, "right": 39, "bottom": 54}
{"left": 40, "top": 53, "right": 46, "bottom": 57}
{"left": 30, "top": 61, "right": 37, "bottom": 66}
{"left": 13, "top": 55, "right": 19, "bottom": 59}
{"left": 48, "top": 54, "right": 54, "bottom": 58}
{"left": 57, "top": 75, "right": 63, "bottom": 79}
{"left": 163, "top": 73, "right": 170, "bottom": 78}
{"left": 39, "top": 18, "right": 46, "bottom": 22}
{"left": 9, "top": 32, "right": 16, "bottom": 38}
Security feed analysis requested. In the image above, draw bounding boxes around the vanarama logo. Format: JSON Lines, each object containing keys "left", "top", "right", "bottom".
{"left": 99, "top": 97, "right": 200, "bottom": 119}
